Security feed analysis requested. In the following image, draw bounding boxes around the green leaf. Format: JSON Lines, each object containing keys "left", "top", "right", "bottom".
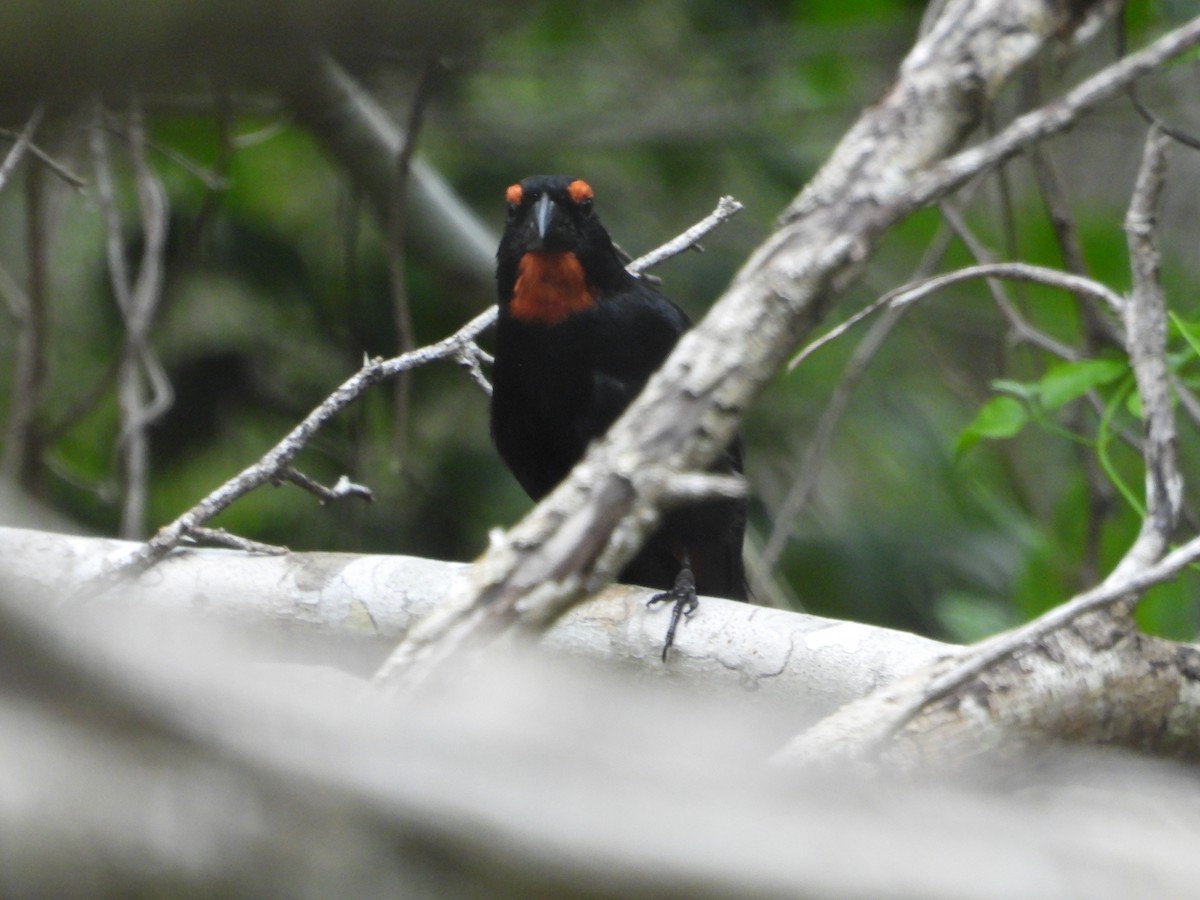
{"left": 990, "top": 378, "right": 1040, "bottom": 401}
{"left": 1170, "top": 312, "right": 1200, "bottom": 362}
{"left": 956, "top": 396, "right": 1028, "bottom": 457}
{"left": 1126, "top": 391, "right": 1142, "bottom": 418}
{"left": 1039, "top": 359, "right": 1127, "bottom": 411}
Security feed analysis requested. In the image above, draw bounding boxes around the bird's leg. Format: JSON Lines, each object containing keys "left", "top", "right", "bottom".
{"left": 646, "top": 554, "right": 698, "bottom": 662}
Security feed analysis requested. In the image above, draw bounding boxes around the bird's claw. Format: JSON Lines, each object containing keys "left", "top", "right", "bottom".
{"left": 647, "top": 565, "right": 698, "bottom": 662}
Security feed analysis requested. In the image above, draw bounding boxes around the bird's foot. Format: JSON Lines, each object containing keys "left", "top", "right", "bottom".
{"left": 647, "top": 565, "right": 698, "bottom": 662}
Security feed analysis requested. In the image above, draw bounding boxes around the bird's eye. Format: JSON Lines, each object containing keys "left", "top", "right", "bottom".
{"left": 578, "top": 198, "right": 594, "bottom": 215}
{"left": 506, "top": 203, "right": 519, "bottom": 222}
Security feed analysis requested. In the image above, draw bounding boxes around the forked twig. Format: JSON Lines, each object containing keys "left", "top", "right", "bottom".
{"left": 98, "top": 195, "right": 743, "bottom": 587}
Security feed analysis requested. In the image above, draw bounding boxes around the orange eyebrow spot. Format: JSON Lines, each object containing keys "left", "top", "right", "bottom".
{"left": 567, "top": 179, "right": 593, "bottom": 204}
{"left": 505, "top": 183, "right": 522, "bottom": 205}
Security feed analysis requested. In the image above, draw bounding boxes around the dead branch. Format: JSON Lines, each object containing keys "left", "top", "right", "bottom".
{"left": 762, "top": 208, "right": 965, "bottom": 582}
{"left": 387, "top": 55, "right": 440, "bottom": 458}
{"left": 1120, "top": 125, "right": 1181, "bottom": 551}
{"left": 90, "top": 100, "right": 173, "bottom": 539}
{"left": 937, "top": 203, "right": 1080, "bottom": 360}
{"left": 286, "top": 55, "right": 497, "bottom": 288}
{"left": 103, "top": 305, "right": 496, "bottom": 583}
{"left": 790, "top": 260, "right": 1124, "bottom": 370}
{"left": 4, "top": 521, "right": 1200, "bottom": 897}
{"left": 0, "top": 123, "right": 86, "bottom": 190}
{"left": 0, "top": 105, "right": 41, "bottom": 194}
{"left": 775, "top": 125, "right": 1194, "bottom": 771}
{"left": 274, "top": 468, "right": 374, "bottom": 505}
{"left": 102, "top": 195, "right": 741, "bottom": 586}
{"left": 373, "top": 1, "right": 1200, "bottom": 698}
{"left": 0, "top": 523, "right": 947, "bottom": 719}
{"left": 0, "top": 108, "right": 49, "bottom": 486}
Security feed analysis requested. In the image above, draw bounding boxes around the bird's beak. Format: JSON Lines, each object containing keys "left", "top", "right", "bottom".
{"left": 533, "top": 193, "right": 554, "bottom": 241}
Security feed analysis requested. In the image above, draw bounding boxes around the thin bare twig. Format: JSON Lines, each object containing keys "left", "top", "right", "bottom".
{"left": 454, "top": 343, "right": 493, "bottom": 397}
{"left": 0, "top": 107, "right": 48, "bottom": 480}
{"left": 986, "top": 107, "right": 1028, "bottom": 315}
{"left": 388, "top": 56, "right": 440, "bottom": 459}
{"left": 99, "top": 195, "right": 743, "bottom": 586}
{"left": 939, "top": 203, "right": 1080, "bottom": 361}
{"left": 98, "top": 305, "right": 497, "bottom": 586}
{"left": 0, "top": 124, "right": 87, "bottom": 190}
{"left": 628, "top": 196, "right": 743, "bottom": 272}
{"left": 0, "top": 106, "right": 43, "bottom": 195}
{"left": 1119, "top": 126, "right": 1180, "bottom": 558}
{"left": 762, "top": 213, "right": 963, "bottom": 582}
{"left": 91, "top": 100, "right": 173, "bottom": 540}
{"left": 1022, "top": 74, "right": 1123, "bottom": 352}
{"left": 186, "top": 527, "right": 288, "bottom": 555}
{"left": 168, "top": 89, "right": 234, "bottom": 287}
{"left": 1, "top": 152, "right": 49, "bottom": 485}
{"left": 1117, "top": 8, "right": 1200, "bottom": 154}
{"left": 275, "top": 468, "right": 374, "bottom": 505}
{"left": 829, "top": 126, "right": 1183, "bottom": 754}
{"left": 789, "top": 262, "right": 1124, "bottom": 370}
{"left": 1172, "top": 379, "right": 1200, "bottom": 432}
{"left": 821, "top": 527, "right": 1200, "bottom": 763}
{"left": 938, "top": 194, "right": 1114, "bottom": 565}
{"left": 940, "top": 202, "right": 1084, "bottom": 362}
{"left": 99, "top": 349, "right": 436, "bottom": 577}
{"left": 1020, "top": 80, "right": 1122, "bottom": 585}
{"left": 883, "top": 16, "right": 1200, "bottom": 226}
{"left": 42, "top": 356, "right": 121, "bottom": 445}
{"left": 888, "top": 263, "right": 1124, "bottom": 315}
{"left": 148, "top": 139, "right": 228, "bottom": 190}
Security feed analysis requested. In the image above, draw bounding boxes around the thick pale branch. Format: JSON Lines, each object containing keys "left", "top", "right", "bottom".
{"left": 776, "top": 531, "right": 1200, "bottom": 768}
{"left": 1121, "top": 125, "right": 1180, "bottom": 555}
{"left": 775, "top": 125, "right": 1194, "bottom": 770}
{"left": 0, "top": 525, "right": 946, "bottom": 721}
{"left": 377, "top": 0, "right": 1188, "bottom": 693}
{"left": 5, "top": 517, "right": 1200, "bottom": 897}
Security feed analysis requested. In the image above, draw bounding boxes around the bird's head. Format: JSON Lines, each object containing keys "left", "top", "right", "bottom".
{"left": 501, "top": 174, "right": 599, "bottom": 254}
{"left": 496, "top": 175, "right": 630, "bottom": 324}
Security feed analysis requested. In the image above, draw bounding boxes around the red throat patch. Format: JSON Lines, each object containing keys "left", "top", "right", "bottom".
{"left": 509, "top": 252, "right": 594, "bottom": 324}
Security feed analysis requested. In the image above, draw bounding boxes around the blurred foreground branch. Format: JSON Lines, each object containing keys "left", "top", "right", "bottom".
{"left": 287, "top": 55, "right": 497, "bottom": 289}
{"left": 1, "top": 537, "right": 1199, "bottom": 896}
{"left": 374, "top": 0, "right": 1194, "bottom": 693}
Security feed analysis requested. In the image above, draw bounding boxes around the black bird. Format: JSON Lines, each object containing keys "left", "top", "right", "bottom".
{"left": 490, "top": 175, "right": 746, "bottom": 655}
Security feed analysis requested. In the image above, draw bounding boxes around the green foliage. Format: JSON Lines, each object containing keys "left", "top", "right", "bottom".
{"left": 1038, "top": 359, "right": 1128, "bottom": 411}
{"left": 956, "top": 301, "right": 1200, "bottom": 639}
{"left": 1, "top": 2, "right": 1197, "bottom": 648}
{"left": 956, "top": 396, "right": 1029, "bottom": 457}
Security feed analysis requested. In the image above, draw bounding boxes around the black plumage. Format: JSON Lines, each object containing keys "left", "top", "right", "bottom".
{"left": 490, "top": 174, "right": 746, "bottom": 610}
